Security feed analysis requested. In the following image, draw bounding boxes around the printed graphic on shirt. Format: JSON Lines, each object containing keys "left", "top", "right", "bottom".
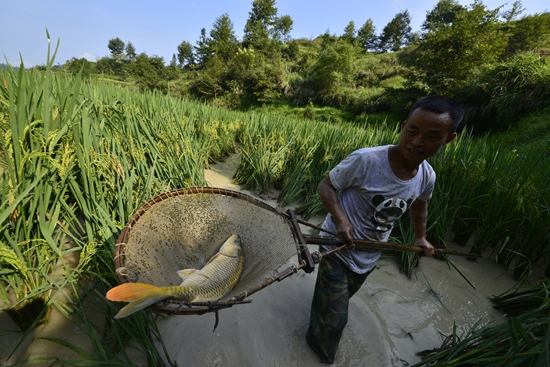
{"left": 370, "top": 194, "right": 413, "bottom": 231}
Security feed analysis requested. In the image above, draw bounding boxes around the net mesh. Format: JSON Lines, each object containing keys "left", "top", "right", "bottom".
{"left": 114, "top": 188, "right": 300, "bottom": 313}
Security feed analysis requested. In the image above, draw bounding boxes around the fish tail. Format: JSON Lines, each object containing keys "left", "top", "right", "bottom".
{"left": 106, "top": 282, "right": 174, "bottom": 319}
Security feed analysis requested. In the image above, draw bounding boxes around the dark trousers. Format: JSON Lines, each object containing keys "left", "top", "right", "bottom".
{"left": 306, "top": 254, "right": 373, "bottom": 364}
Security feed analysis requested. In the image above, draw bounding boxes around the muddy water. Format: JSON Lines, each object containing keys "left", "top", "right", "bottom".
{"left": 152, "top": 154, "right": 535, "bottom": 366}
{"left": 0, "top": 152, "right": 541, "bottom": 366}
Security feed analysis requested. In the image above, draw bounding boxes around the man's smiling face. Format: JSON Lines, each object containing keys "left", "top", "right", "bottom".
{"left": 397, "top": 107, "right": 457, "bottom": 164}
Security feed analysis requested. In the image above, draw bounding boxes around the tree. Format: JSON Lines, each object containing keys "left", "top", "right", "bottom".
{"left": 501, "top": 0, "right": 525, "bottom": 22}
{"left": 421, "top": 0, "right": 465, "bottom": 32}
{"left": 378, "top": 10, "right": 412, "bottom": 52}
{"left": 320, "top": 29, "right": 337, "bottom": 48}
{"left": 460, "top": 53, "right": 550, "bottom": 131}
{"left": 177, "top": 40, "right": 195, "bottom": 67}
{"left": 242, "top": 0, "right": 278, "bottom": 51}
{"left": 131, "top": 53, "right": 175, "bottom": 92}
{"left": 66, "top": 57, "right": 91, "bottom": 78}
{"left": 401, "top": 0, "right": 506, "bottom": 94}
{"left": 195, "top": 28, "right": 212, "bottom": 65}
{"left": 125, "top": 42, "right": 137, "bottom": 61}
{"left": 95, "top": 56, "right": 114, "bottom": 74}
{"left": 310, "top": 40, "right": 357, "bottom": 99}
{"left": 166, "top": 55, "right": 180, "bottom": 80}
{"left": 226, "top": 47, "right": 284, "bottom": 105}
{"left": 282, "top": 39, "right": 299, "bottom": 60}
{"left": 342, "top": 21, "right": 356, "bottom": 44}
{"left": 503, "top": 12, "right": 550, "bottom": 57}
{"left": 273, "top": 14, "right": 293, "bottom": 42}
{"left": 132, "top": 53, "right": 160, "bottom": 91}
{"left": 191, "top": 56, "right": 226, "bottom": 100}
{"left": 209, "top": 13, "right": 240, "bottom": 62}
{"left": 108, "top": 37, "right": 125, "bottom": 58}
{"left": 357, "top": 19, "right": 378, "bottom": 52}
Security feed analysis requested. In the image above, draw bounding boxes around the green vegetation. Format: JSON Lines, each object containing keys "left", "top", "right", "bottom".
{"left": 460, "top": 52, "right": 550, "bottom": 132}
{"left": 0, "top": 40, "right": 239, "bottom": 365}
{"left": 3, "top": 55, "right": 550, "bottom": 364}
{"left": 2, "top": 0, "right": 550, "bottom": 365}
{"left": 53, "top": 0, "right": 550, "bottom": 136}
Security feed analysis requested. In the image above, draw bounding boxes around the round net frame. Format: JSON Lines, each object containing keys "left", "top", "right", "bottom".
{"left": 114, "top": 187, "right": 301, "bottom": 315}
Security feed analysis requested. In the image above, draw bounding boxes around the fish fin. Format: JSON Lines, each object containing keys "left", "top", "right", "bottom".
{"left": 106, "top": 283, "right": 172, "bottom": 319}
{"left": 177, "top": 269, "right": 198, "bottom": 281}
{"left": 203, "top": 252, "right": 221, "bottom": 266}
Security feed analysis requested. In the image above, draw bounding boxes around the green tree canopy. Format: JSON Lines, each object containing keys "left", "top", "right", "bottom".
{"left": 310, "top": 39, "right": 358, "bottom": 98}
{"left": 177, "top": 40, "right": 195, "bottom": 67}
{"left": 131, "top": 53, "right": 176, "bottom": 92}
{"left": 378, "top": 10, "right": 412, "bottom": 52}
{"left": 357, "top": 19, "right": 377, "bottom": 52}
{"left": 95, "top": 56, "right": 114, "bottom": 74}
{"left": 421, "top": 0, "right": 465, "bottom": 32}
{"left": 501, "top": 0, "right": 525, "bottom": 22}
{"left": 241, "top": 0, "right": 291, "bottom": 52}
{"left": 195, "top": 28, "right": 212, "bottom": 65}
{"left": 209, "top": 13, "right": 240, "bottom": 62}
{"left": 402, "top": 0, "right": 506, "bottom": 94}
{"left": 342, "top": 21, "right": 356, "bottom": 44}
{"left": 243, "top": 0, "right": 278, "bottom": 50}
{"left": 66, "top": 57, "right": 91, "bottom": 78}
{"left": 108, "top": 37, "right": 125, "bottom": 58}
{"left": 503, "top": 12, "right": 550, "bottom": 57}
{"left": 132, "top": 53, "right": 159, "bottom": 90}
{"left": 273, "top": 14, "right": 293, "bottom": 42}
{"left": 125, "top": 42, "right": 137, "bottom": 61}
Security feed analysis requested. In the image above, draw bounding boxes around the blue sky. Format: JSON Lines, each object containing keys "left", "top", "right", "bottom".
{"left": 1, "top": 0, "right": 548, "bottom": 67}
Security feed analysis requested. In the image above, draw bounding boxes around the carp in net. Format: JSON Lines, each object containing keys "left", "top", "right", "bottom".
{"left": 113, "top": 187, "right": 476, "bottom": 316}
{"left": 114, "top": 187, "right": 305, "bottom": 315}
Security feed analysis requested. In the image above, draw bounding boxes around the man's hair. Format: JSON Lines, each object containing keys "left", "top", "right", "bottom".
{"left": 407, "top": 96, "right": 465, "bottom": 133}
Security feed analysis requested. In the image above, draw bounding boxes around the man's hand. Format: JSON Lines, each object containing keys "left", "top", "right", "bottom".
{"left": 318, "top": 176, "right": 355, "bottom": 250}
{"left": 409, "top": 199, "right": 433, "bottom": 256}
{"left": 413, "top": 237, "right": 434, "bottom": 257}
{"left": 336, "top": 220, "right": 355, "bottom": 250}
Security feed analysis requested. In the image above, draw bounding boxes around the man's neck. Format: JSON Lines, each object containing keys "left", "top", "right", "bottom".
{"left": 388, "top": 145, "right": 420, "bottom": 181}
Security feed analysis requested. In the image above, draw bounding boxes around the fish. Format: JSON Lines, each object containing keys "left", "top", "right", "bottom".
{"left": 106, "top": 233, "right": 245, "bottom": 319}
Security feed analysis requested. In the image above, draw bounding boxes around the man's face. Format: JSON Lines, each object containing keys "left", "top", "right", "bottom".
{"left": 397, "top": 108, "right": 456, "bottom": 164}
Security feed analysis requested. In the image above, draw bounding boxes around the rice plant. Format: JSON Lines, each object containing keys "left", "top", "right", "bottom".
{"left": 235, "top": 111, "right": 400, "bottom": 216}
{"left": 3, "top": 33, "right": 550, "bottom": 366}
{"left": 413, "top": 281, "right": 550, "bottom": 367}
{"left": 1, "top": 35, "right": 242, "bottom": 365}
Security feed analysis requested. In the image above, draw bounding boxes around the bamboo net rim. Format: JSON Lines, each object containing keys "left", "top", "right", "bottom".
{"left": 114, "top": 187, "right": 301, "bottom": 315}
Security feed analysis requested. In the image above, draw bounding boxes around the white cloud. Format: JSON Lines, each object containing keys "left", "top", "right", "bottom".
{"left": 80, "top": 52, "right": 96, "bottom": 61}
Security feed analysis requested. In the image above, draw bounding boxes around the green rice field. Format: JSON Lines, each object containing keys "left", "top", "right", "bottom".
{"left": 1, "top": 47, "right": 549, "bottom": 366}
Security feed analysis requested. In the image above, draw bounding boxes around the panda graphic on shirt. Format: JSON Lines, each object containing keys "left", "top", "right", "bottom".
{"left": 370, "top": 194, "right": 413, "bottom": 232}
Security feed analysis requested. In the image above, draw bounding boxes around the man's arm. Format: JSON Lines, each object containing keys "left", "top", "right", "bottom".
{"left": 317, "top": 176, "right": 354, "bottom": 248}
{"left": 408, "top": 199, "right": 435, "bottom": 257}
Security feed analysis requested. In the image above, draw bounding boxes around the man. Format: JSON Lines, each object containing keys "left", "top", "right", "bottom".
{"left": 306, "top": 95, "right": 465, "bottom": 364}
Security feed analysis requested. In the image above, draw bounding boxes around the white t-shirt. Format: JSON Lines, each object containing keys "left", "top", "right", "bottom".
{"left": 321, "top": 145, "right": 435, "bottom": 274}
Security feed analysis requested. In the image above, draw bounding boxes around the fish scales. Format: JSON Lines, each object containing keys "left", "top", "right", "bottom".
{"left": 176, "top": 249, "right": 244, "bottom": 301}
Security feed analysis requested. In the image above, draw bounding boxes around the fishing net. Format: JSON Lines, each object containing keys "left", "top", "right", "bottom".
{"left": 114, "top": 187, "right": 302, "bottom": 315}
